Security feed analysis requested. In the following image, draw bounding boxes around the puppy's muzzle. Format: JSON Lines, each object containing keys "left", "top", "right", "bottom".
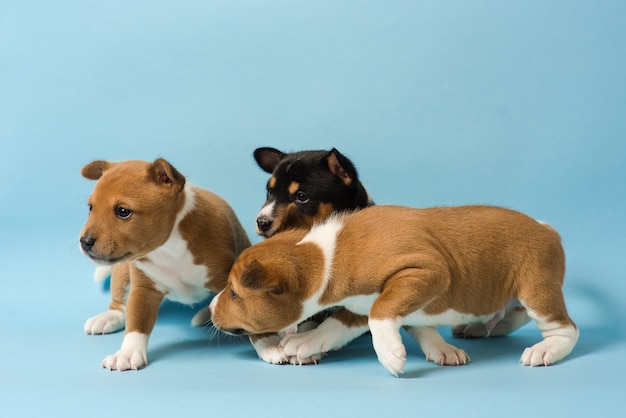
{"left": 80, "top": 234, "right": 96, "bottom": 253}
{"left": 256, "top": 216, "right": 273, "bottom": 234}
{"left": 79, "top": 234, "right": 129, "bottom": 264}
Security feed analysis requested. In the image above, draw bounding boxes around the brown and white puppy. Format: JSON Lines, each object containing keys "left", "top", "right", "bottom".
{"left": 80, "top": 159, "right": 250, "bottom": 370}
{"left": 210, "top": 205, "right": 579, "bottom": 376}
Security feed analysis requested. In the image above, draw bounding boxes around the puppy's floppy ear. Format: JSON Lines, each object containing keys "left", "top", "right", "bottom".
{"left": 254, "top": 147, "right": 285, "bottom": 173}
{"left": 240, "top": 259, "right": 287, "bottom": 295}
{"left": 81, "top": 160, "right": 112, "bottom": 180}
{"left": 150, "top": 158, "right": 186, "bottom": 188}
{"left": 326, "top": 148, "right": 358, "bottom": 186}
{"left": 240, "top": 259, "right": 268, "bottom": 290}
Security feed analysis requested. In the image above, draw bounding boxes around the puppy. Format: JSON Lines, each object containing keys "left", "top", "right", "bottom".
{"left": 253, "top": 147, "right": 372, "bottom": 238}
{"left": 79, "top": 158, "right": 250, "bottom": 370}
{"left": 249, "top": 147, "right": 373, "bottom": 364}
{"left": 209, "top": 205, "right": 579, "bottom": 376}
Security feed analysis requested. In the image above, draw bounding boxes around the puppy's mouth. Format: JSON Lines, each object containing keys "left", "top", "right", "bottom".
{"left": 259, "top": 229, "right": 277, "bottom": 239}
{"left": 86, "top": 252, "right": 132, "bottom": 265}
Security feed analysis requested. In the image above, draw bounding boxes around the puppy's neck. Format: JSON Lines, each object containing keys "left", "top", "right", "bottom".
{"left": 295, "top": 214, "right": 345, "bottom": 321}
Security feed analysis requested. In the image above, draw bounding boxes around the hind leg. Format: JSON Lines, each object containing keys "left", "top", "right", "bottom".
{"left": 519, "top": 299, "right": 578, "bottom": 366}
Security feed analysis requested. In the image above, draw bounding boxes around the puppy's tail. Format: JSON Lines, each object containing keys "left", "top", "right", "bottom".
{"left": 93, "top": 266, "right": 113, "bottom": 282}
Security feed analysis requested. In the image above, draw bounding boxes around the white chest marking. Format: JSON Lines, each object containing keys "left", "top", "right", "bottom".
{"left": 134, "top": 185, "right": 212, "bottom": 305}
{"left": 296, "top": 215, "right": 344, "bottom": 321}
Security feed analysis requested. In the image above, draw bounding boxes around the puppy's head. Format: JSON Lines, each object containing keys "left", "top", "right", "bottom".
{"left": 79, "top": 158, "right": 186, "bottom": 265}
{"left": 209, "top": 233, "right": 322, "bottom": 336}
{"left": 253, "top": 147, "right": 371, "bottom": 238}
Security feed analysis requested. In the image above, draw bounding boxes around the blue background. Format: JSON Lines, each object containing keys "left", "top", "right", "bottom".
{"left": 1, "top": 1, "right": 625, "bottom": 417}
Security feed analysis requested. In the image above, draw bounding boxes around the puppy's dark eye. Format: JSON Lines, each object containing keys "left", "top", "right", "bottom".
{"left": 230, "top": 289, "right": 238, "bottom": 299}
{"left": 295, "top": 191, "right": 308, "bottom": 203}
{"left": 266, "top": 187, "right": 273, "bottom": 198}
{"left": 87, "top": 204, "right": 93, "bottom": 212}
{"left": 115, "top": 207, "right": 132, "bottom": 219}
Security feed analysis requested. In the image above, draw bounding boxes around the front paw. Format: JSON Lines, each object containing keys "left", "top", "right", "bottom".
{"left": 280, "top": 331, "right": 329, "bottom": 364}
{"left": 101, "top": 332, "right": 149, "bottom": 371}
{"left": 101, "top": 349, "right": 147, "bottom": 371}
{"left": 370, "top": 319, "right": 406, "bottom": 377}
{"left": 374, "top": 341, "right": 407, "bottom": 377}
{"left": 423, "top": 342, "right": 470, "bottom": 366}
{"left": 84, "top": 310, "right": 125, "bottom": 334}
{"left": 251, "top": 334, "right": 288, "bottom": 364}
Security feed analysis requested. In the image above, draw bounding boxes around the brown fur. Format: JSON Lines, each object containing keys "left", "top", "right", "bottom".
{"left": 80, "top": 158, "right": 250, "bottom": 369}
{"left": 211, "top": 205, "right": 577, "bottom": 371}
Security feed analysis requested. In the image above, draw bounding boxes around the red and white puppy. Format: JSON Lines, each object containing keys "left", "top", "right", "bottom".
{"left": 210, "top": 205, "right": 579, "bottom": 376}
{"left": 80, "top": 159, "right": 250, "bottom": 370}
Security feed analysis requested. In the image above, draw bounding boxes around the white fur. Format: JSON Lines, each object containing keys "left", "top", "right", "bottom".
{"left": 101, "top": 331, "right": 149, "bottom": 371}
{"left": 281, "top": 317, "right": 369, "bottom": 362}
{"left": 520, "top": 308, "right": 579, "bottom": 366}
{"left": 405, "top": 326, "right": 470, "bottom": 366}
{"left": 93, "top": 265, "right": 112, "bottom": 282}
{"left": 296, "top": 215, "right": 344, "bottom": 321}
{"left": 342, "top": 294, "right": 379, "bottom": 316}
{"left": 369, "top": 318, "right": 407, "bottom": 377}
{"left": 133, "top": 185, "right": 212, "bottom": 305}
{"left": 250, "top": 334, "right": 288, "bottom": 364}
{"left": 255, "top": 201, "right": 276, "bottom": 235}
{"left": 84, "top": 309, "right": 125, "bottom": 334}
{"left": 403, "top": 308, "right": 499, "bottom": 328}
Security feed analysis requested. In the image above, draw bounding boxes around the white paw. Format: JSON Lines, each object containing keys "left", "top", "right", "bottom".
{"left": 251, "top": 334, "right": 288, "bottom": 364}
{"left": 286, "top": 352, "right": 326, "bottom": 366}
{"left": 423, "top": 342, "right": 470, "bottom": 366}
{"left": 370, "top": 318, "right": 406, "bottom": 377}
{"left": 280, "top": 317, "right": 365, "bottom": 365}
{"left": 101, "top": 332, "right": 149, "bottom": 371}
{"left": 408, "top": 326, "right": 470, "bottom": 366}
{"left": 84, "top": 310, "right": 125, "bottom": 334}
{"left": 376, "top": 342, "right": 407, "bottom": 377}
{"left": 280, "top": 332, "right": 330, "bottom": 365}
{"left": 520, "top": 324, "right": 579, "bottom": 367}
{"left": 101, "top": 349, "right": 147, "bottom": 371}
{"left": 520, "top": 336, "right": 573, "bottom": 367}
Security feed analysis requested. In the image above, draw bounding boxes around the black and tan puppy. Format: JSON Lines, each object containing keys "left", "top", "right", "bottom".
{"left": 253, "top": 147, "right": 372, "bottom": 238}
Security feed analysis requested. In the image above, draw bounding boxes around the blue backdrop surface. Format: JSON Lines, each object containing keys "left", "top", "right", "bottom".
{"left": 1, "top": 1, "right": 624, "bottom": 417}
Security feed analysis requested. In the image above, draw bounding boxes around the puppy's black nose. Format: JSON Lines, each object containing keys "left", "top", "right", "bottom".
{"left": 256, "top": 216, "right": 273, "bottom": 232}
{"left": 80, "top": 235, "right": 96, "bottom": 252}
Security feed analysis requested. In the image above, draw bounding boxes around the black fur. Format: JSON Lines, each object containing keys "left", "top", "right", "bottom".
{"left": 253, "top": 147, "right": 372, "bottom": 237}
